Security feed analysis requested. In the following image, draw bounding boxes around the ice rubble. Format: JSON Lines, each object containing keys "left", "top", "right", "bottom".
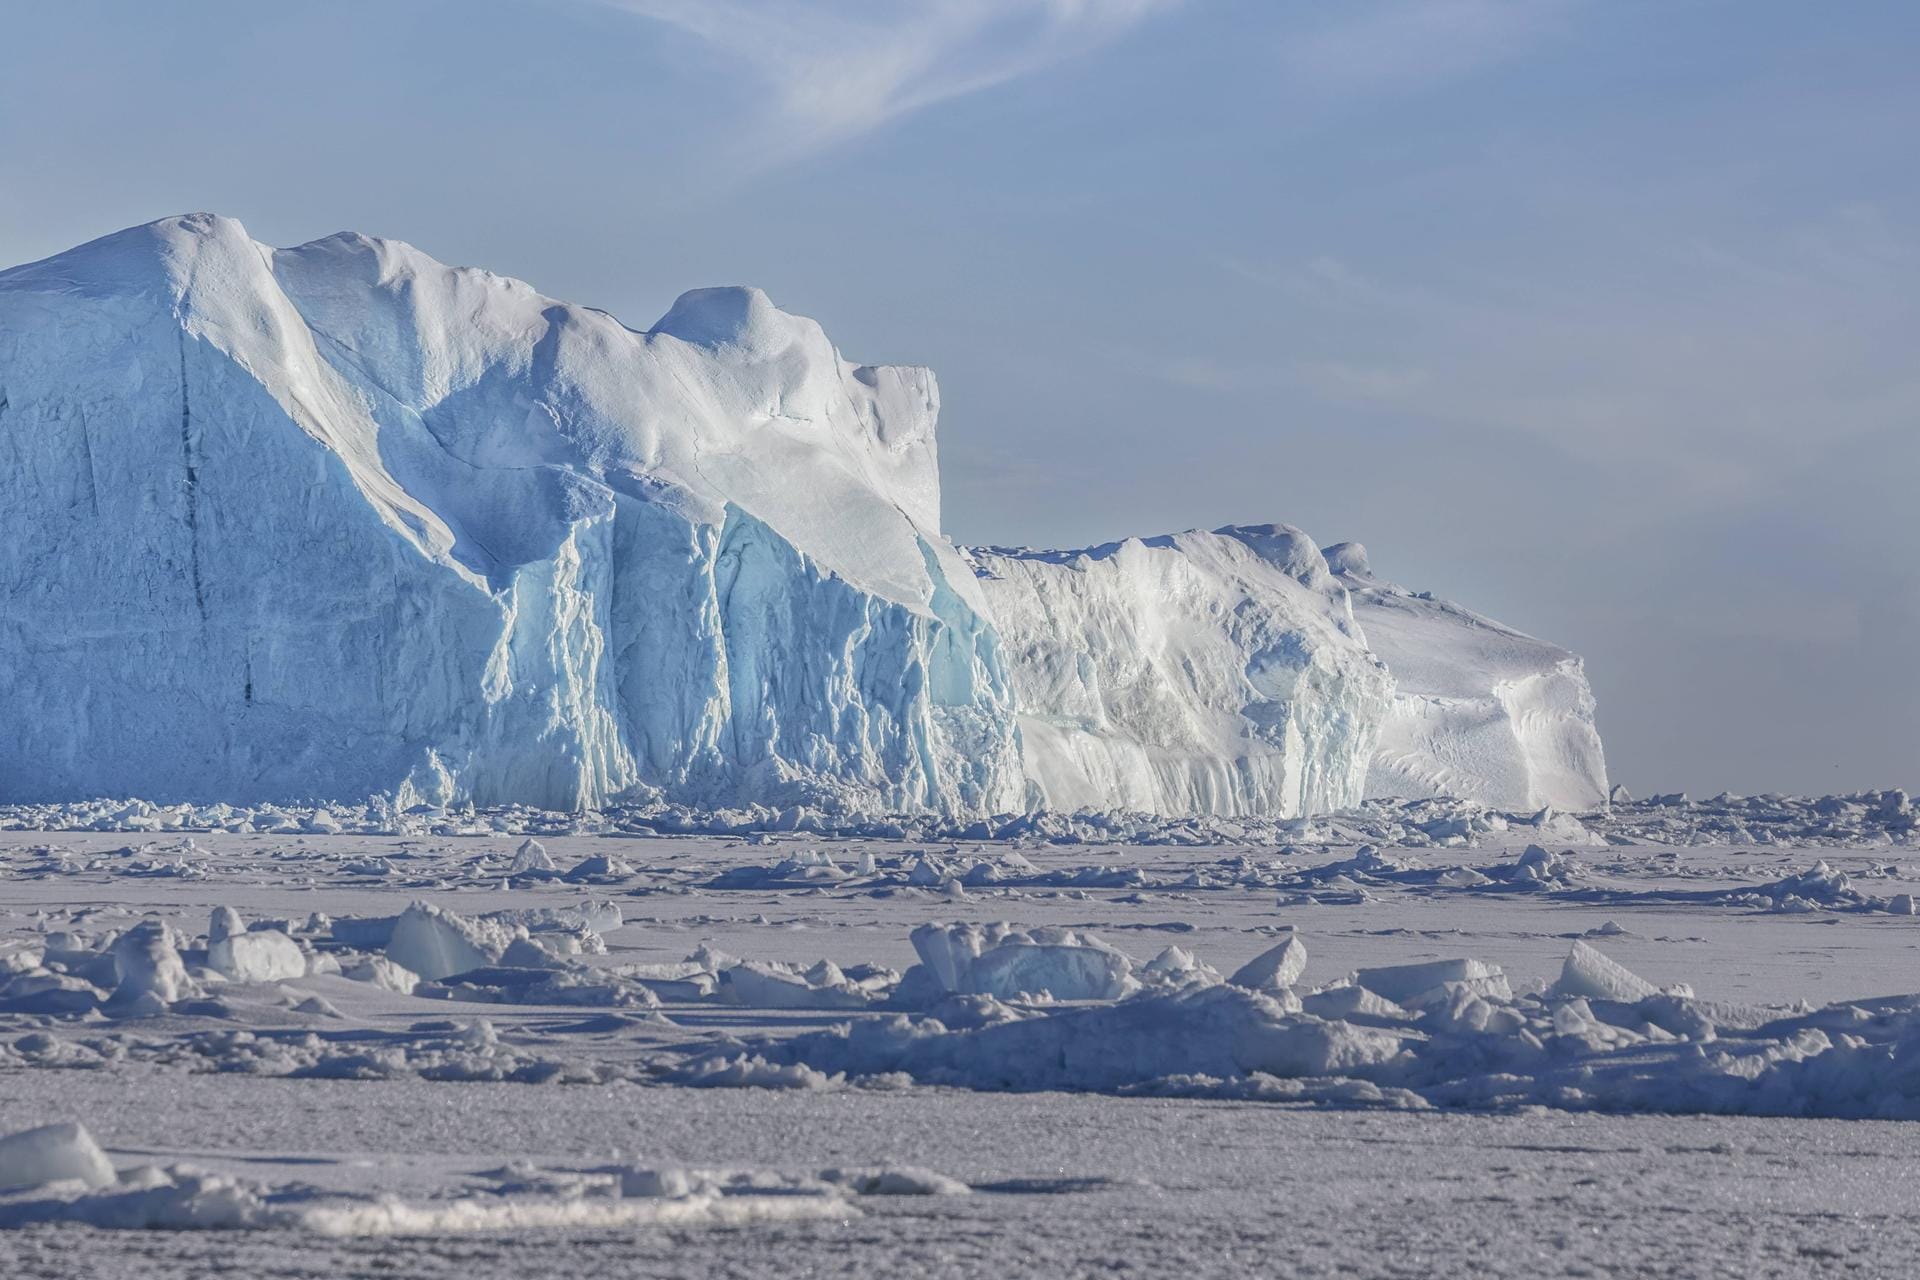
{"left": 1, "top": 215, "right": 1605, "bottom": 819}
{"left": 0, "top": 792, "right": 1602, "bottom": 847}
{"left": 6, "top": 788, "right": 1917, "bottom": 869}
{"left": 681, "top": 935, "right": 1920, "bottom": 1120}
{"left": 1325, "top": 542, "right": 1609, "bottom": 812}
{"left": 7, "top": 889, "right": 1920, "bottom": 1118}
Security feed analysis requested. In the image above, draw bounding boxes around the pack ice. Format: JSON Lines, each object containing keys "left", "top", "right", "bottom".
{"left": 0, "top": 215, "right": 1606, "bottom": 816}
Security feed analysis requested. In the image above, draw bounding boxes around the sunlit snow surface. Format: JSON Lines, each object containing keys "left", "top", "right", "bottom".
{"left": 0, "top": 793, "right": 1916, "bottom": 1276}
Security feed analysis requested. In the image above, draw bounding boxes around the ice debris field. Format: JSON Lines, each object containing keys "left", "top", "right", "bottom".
{"left": 0, "top": 790, "right": 1916, "bottom": 1273}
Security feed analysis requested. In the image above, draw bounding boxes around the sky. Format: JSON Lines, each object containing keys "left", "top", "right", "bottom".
{"left": 2, "top": 0, "right": 1915, "bottom": 797}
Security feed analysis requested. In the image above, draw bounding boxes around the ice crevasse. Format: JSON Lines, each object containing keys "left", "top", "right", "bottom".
{"left": 0, "top": 215, "right": 1607, "bottom": 816}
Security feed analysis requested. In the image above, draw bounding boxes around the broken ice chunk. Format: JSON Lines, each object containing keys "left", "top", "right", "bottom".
{"left": 1350, "top": 958, "right": 1510, "bottom": 1007}
{"left": 1550, "top": 941, "right": 1659, "bottom": 1003}
{"left": 385, "top": 902, "right": 516, "bottom": 981}
{"left": 0, "top": 1122, "right": 116, "bottom": 1193}
{"left": 909, "top": 923, "right": 1136, "bottom": 1001}
{"left": 107, "top": 920, "right": 198, "bottom": 1012}
{"left": 208, "top": 930, "right": 307, "bottom": 984}
{"left": 208, "top": 906, "right": 243, "bottom": 945}
{"left": 509, "top": 839, "right": 556, "bottom": 875}
{"left": 1228, "top": 934, "right": 1307, "bottom": 992}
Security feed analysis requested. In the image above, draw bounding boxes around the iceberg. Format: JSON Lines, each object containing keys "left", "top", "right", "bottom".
{"left": 0, "top": 215, "right": 1022, "bottom": 815}
{"left": 0, "top": 216, "right": 1607, "bottom": 816}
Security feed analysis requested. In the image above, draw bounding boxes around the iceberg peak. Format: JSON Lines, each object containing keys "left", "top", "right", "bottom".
{"left": 652, "top": 285, "right": 817, "bottom": 355}
{"left": 1213, "top": 524, "right": 1331, "bottom": 586}
{"left": 1321, "top": 541, "right": 1371, "bottom": 577}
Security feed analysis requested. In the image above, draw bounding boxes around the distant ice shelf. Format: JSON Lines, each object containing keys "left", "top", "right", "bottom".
{"left": 0, "top": 214, "right": 1606, "bottom": 815}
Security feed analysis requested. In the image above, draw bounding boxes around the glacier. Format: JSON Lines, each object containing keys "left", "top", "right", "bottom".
{"left": 0, "top": 214, "right": 1606, "bottom": 817}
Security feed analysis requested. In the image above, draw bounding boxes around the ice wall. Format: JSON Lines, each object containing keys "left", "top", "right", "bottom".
{"left": 0, "top": 215, "right": 1023, "bottom": 813}
{"left": 970, "top": 527, "right": 1394, "bottom": 818}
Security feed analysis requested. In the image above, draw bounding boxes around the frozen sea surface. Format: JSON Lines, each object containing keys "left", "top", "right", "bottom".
{"left": 2, "top": 1072, "right": 1915, "bottom": 1279}
{"left": 0, "top": 802, "right": 1916, "bottom": 1276}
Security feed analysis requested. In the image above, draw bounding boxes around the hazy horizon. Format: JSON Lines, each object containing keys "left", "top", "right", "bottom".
{"left": 4, "top": 0, "right": 1914, "bottom": 798}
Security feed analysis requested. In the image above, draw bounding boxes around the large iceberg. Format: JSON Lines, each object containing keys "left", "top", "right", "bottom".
{"left": 0, "top": 215, "right": 1605, "bottom": 816}
{"left": 0, "top": 215, "right": 1023, "bottom": 813}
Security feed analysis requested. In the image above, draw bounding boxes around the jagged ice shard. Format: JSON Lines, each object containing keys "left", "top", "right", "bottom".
{"left": 0, "top": 215, "right": 1608, "bottom": 816}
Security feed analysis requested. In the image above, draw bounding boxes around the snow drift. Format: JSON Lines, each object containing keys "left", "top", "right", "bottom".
{"left": 0, "top": 215, "right": 1605, "bottom": 815}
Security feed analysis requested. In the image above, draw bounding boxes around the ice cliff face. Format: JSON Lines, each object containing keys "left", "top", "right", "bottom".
{"left": 0, "top": 215, "right": 1606, "bottom": 816}
{"left": 0, "top": 214, "right": 1021, "bottom": 812}
{"left": 969, "top": 528, "right": 1392, "bottom": 817}
{"left": 1322, "top": 542, "right": 1609, "bottom": 812}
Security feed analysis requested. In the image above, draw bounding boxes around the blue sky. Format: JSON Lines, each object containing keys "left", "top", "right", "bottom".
{"left": 3, "top": 0, "right": 1915, "bottom": 795}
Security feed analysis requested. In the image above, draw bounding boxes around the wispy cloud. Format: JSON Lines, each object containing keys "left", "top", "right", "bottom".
{"left": 1274, "top": 0, "right": 1580, "bottom": 101}
{"left": 596, "top": 0, "right": 1174, "bottom": 161}
{"left": 1213, "top": 203, "right": 1920, "bottom": 516}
